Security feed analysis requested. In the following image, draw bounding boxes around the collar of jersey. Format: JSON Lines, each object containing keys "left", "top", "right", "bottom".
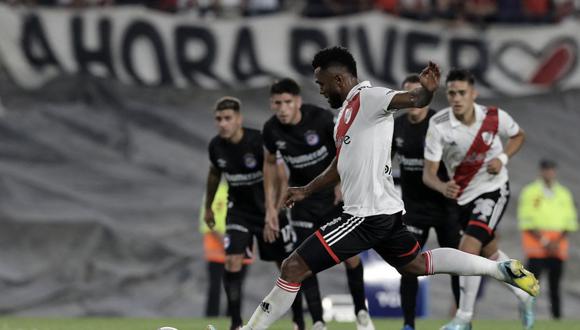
{"left": 344, "top": 80, "right": 372, "bottom": 104}
{"left": 449, "top": 102, "right": 485, "bottom": 127}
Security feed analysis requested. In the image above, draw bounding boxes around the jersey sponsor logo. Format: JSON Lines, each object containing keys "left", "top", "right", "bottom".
{"left": 481, "top": 131, "right": 495, "bottom": 146}
{"left": 217, "top": 158, "right": 227, "bottom": 168}
{"left": 282, "top": 145, "right": 329, "bottom": 169}
{"left": 399, "top": 156, "right": 424, "bottom": 171}
{"left": 304, "top": 130, "right": 320, "bottom": 146}
{"left": 275, "top": 140, "right": 287, "bottom": 150}
{"left": 224, "top": 171, "right": 263, "bottom": 186}
{"left": 244, "top": 153, "right": 258, "bottom": 169}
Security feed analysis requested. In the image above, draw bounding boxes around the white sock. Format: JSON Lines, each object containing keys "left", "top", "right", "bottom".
{"left": 423, "top": 248, "right": 504, "bottom": 280}
{"left": 456, "top": 275, "right": 482, "bottom": 322}
{"left": 241, "top": 278, "right": 300, "bottom": 330}
{"left": 490, "top": 250, "right": 530, "bottom": 302}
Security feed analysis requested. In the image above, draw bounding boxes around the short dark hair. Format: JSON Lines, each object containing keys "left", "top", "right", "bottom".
{"left": 270, "top": 78, "right": 301, "bottom": 95}
{"left": 215, "top": 96, "right": 241, "bottom": 112}
{"left": 312, "top": 46, "right": 358, "bottom": 77}
{"left": 446, "top": 68, "right": 475, "bottom": 85}
{"left": 539, "top": 158, "right": 557, "bottom": 169}
{"left": 401, "top": 74, "right": 420, "bottom": 88}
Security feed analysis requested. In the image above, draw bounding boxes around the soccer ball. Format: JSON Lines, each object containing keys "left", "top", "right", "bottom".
{"left": 158, "top": 327, "right": 178, "bottom": 330}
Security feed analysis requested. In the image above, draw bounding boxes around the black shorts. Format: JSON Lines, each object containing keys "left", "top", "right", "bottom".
{"left": 225, "top": 212, "right": 296, "bottom": 262}
{"left": 296, "top": 212, "right": 419, "bottom": 274}
{"left": 288, "top": 199, "right": 342, "bottom": 244}
{"left": 403, "top": 202, "right": 461, "bottom": 249}
{"left": 457, "top": 182, "right": 510, "bottom": 246}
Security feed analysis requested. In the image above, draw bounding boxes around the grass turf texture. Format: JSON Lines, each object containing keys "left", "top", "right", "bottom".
{"left": 0, "top": 318, "right": 577, "bottom": 330}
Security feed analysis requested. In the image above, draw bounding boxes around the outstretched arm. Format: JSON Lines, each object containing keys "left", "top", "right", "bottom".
{"left": 285, "top": 157, "right": 340, "bottom": 207}
{"left": 389, "top": 61, "right": 441, "bottom": 110}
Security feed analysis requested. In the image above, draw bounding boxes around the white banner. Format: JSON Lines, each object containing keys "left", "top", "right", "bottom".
{"left": 1, "top": 4, "right": 579, "bottom": 95}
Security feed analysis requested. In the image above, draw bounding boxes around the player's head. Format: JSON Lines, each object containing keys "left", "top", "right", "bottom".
{"left": 539, "top": 158, "right": 557, "bottom": 183}
{"left": 270, "top": 78, "right": 303, "bottom": 125}
{"left": 312, "top": 46, "right": 358, "bottom": 108}
{"left": 401, "top": 74, "right": 428, "bottom": 115}
{"left": 445, "top": 68, "right": 478, "bottom": 117}
{"left": 214, "top": 96, "right": 243, "bottom": 140}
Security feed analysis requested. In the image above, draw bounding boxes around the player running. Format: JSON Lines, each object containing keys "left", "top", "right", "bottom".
{"left": 423, "top": 69, "right": 536, "bottom": 330}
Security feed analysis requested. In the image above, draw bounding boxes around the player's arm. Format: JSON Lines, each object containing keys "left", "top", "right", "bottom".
{"left": 262, "top": 148, "right": 282, "bottom": 242}
{"left": 487, "top": 129, "right": 526, "bottom": 174}
{"left": 285, "top": 157, "right": 340, "bottom": 207}
{"left": 423, "top": 159, "right": 459, "bottom": 199}
{"left": 204, "top": 165, "right": 222, "bottom": 229}
{"left": 389, "top": 62, "right": 440, "bottom": 110}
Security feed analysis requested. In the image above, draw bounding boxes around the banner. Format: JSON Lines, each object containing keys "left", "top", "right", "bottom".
{"left": 1, "top": 4, "right": 579, "bottom": 95}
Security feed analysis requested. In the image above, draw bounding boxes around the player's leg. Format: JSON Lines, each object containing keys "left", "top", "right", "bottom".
{"left": 241, "top": 213, "right": 380, "bottom": 330}
{"left": 268, "top": 215, "right": 305, "bottom": 330}
{"left": 206, "top": 261, "right": 225, "bottom": 317}
{"left": 434, "top": 207, "right": 462, "bottom": 308}
{"left": 376, "top": 213, "right": 538, "bottom": 330}
{"left": 547, "top": 258, "right": 563, "bottom": 319}
{"left": 289, "top": 208, "right": 325, "bottom": 328}
{"left": 224, "top": 217, "right": 254, "bottom": 330}
{"left": 399, "top": 224, "right": 429, "bottom": 330}
{"left": 445, "top": 184, "right": 510, "bottom": 328}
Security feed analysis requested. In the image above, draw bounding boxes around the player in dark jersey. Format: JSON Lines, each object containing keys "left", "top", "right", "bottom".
{"left": 204, "top": 97, "right": 298, "bottom": 330}
{"left": 392, "top": 75, "right": 461, "bottom": 330}
{"left": 262, "top": 78, "right": 374, "bottom": 330}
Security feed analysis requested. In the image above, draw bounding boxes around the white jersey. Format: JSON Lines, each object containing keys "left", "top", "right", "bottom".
{"left": 334, "top": 81, "right": 405, "bottom": 217}
{"left": 424, "top": 104, "right": 520, "bottom": 205}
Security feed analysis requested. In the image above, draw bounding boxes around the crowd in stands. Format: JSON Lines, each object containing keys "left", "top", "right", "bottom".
{"left": 2, "top": 0, "right": 578, "bottom": 24}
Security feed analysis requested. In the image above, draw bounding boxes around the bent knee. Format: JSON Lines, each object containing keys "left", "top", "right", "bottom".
{"left": 224, "top": 254, "right": 244, "bottom": 272}
{"left": 343, "top": 255, "right": 361, "bottom": 269}
{"left": 398, "top": 254, "right": 427, "bottom": 276}
{"left": 280, "top": 252, "right": 311, "bottom": 282}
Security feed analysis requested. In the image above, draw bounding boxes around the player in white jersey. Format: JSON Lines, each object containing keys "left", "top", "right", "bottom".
{"left": 423, "top": 69, "right": 535, "bottom": 330}
{"left": 207, "top": 47, "right": 539, "bottom": 330}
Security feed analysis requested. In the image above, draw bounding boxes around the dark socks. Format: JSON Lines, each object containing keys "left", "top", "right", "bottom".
{"left": 224, "top": 270, "right": 244, "bottom": 329}
{"left": 302, "top": 275, "right": 324, "bottom": 323}
{"left": 346, "top": 262, "right": 367, "bottom": 314}
{"left": 400, "top": 275, "right": 418, "bottom": 328}
{"left": 291, "top": 290, "right": 305, "bottom": 330}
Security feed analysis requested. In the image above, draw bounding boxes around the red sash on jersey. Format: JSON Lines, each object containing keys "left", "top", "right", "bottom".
{"left": 335, "top": 94, "right": 361, "bottom": 159}
{"left": 453, "top": 107, "right": 499, "bottom": 196}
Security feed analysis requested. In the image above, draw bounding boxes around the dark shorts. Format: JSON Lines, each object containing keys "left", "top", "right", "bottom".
{"left": 288, "top": 199, "right": 342, "bottom": 244}
{"left": 225, "top": 212, "right": 296, "bottom": 262}
{"left": 457, "top": 182, "right": 510, "bottom": 246}
{"left": 296, "top": 212, "right": 419, "bottom": 274}
{"left": 403, "top": 201, "right": 461, "bottom": 249}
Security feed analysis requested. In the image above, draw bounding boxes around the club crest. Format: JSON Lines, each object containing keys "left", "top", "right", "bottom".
{"left": 244, "top": 153, "right": 257, "bottom": 169}
{"left": 305, "top": 130, "right": 319, "bottom": 146}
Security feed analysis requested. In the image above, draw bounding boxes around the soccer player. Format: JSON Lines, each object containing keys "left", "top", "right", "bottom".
{"left": 204, "top": 97, "right": 297, "bottom": 330}
{"left": 207, "top": 47, "right": 538, "bottom": 330}
{"left": 422, "top": 69, "right": 535, "bottom": 330}
{"left": 262, "top": 78, "right": 373, "bottom": 330}
{"left": 392, "top": 74, "right": 461, "bottom": 330}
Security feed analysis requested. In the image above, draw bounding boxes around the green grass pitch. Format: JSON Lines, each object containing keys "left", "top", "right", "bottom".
{"left": 0, "top": 318, "right": 577, "bottom": 330}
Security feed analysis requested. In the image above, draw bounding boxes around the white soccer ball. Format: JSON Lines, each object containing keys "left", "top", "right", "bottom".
{"left": 158, "top": 327, "right": 178, "bottom": 330}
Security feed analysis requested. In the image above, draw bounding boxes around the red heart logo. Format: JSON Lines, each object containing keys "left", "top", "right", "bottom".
{"left": 494, "top": 38, "right": 577, "bottom": 87}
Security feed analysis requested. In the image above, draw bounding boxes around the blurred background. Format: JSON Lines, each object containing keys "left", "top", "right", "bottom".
{"left": 0, "top": 0, "right": 579, "bottom": 322}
